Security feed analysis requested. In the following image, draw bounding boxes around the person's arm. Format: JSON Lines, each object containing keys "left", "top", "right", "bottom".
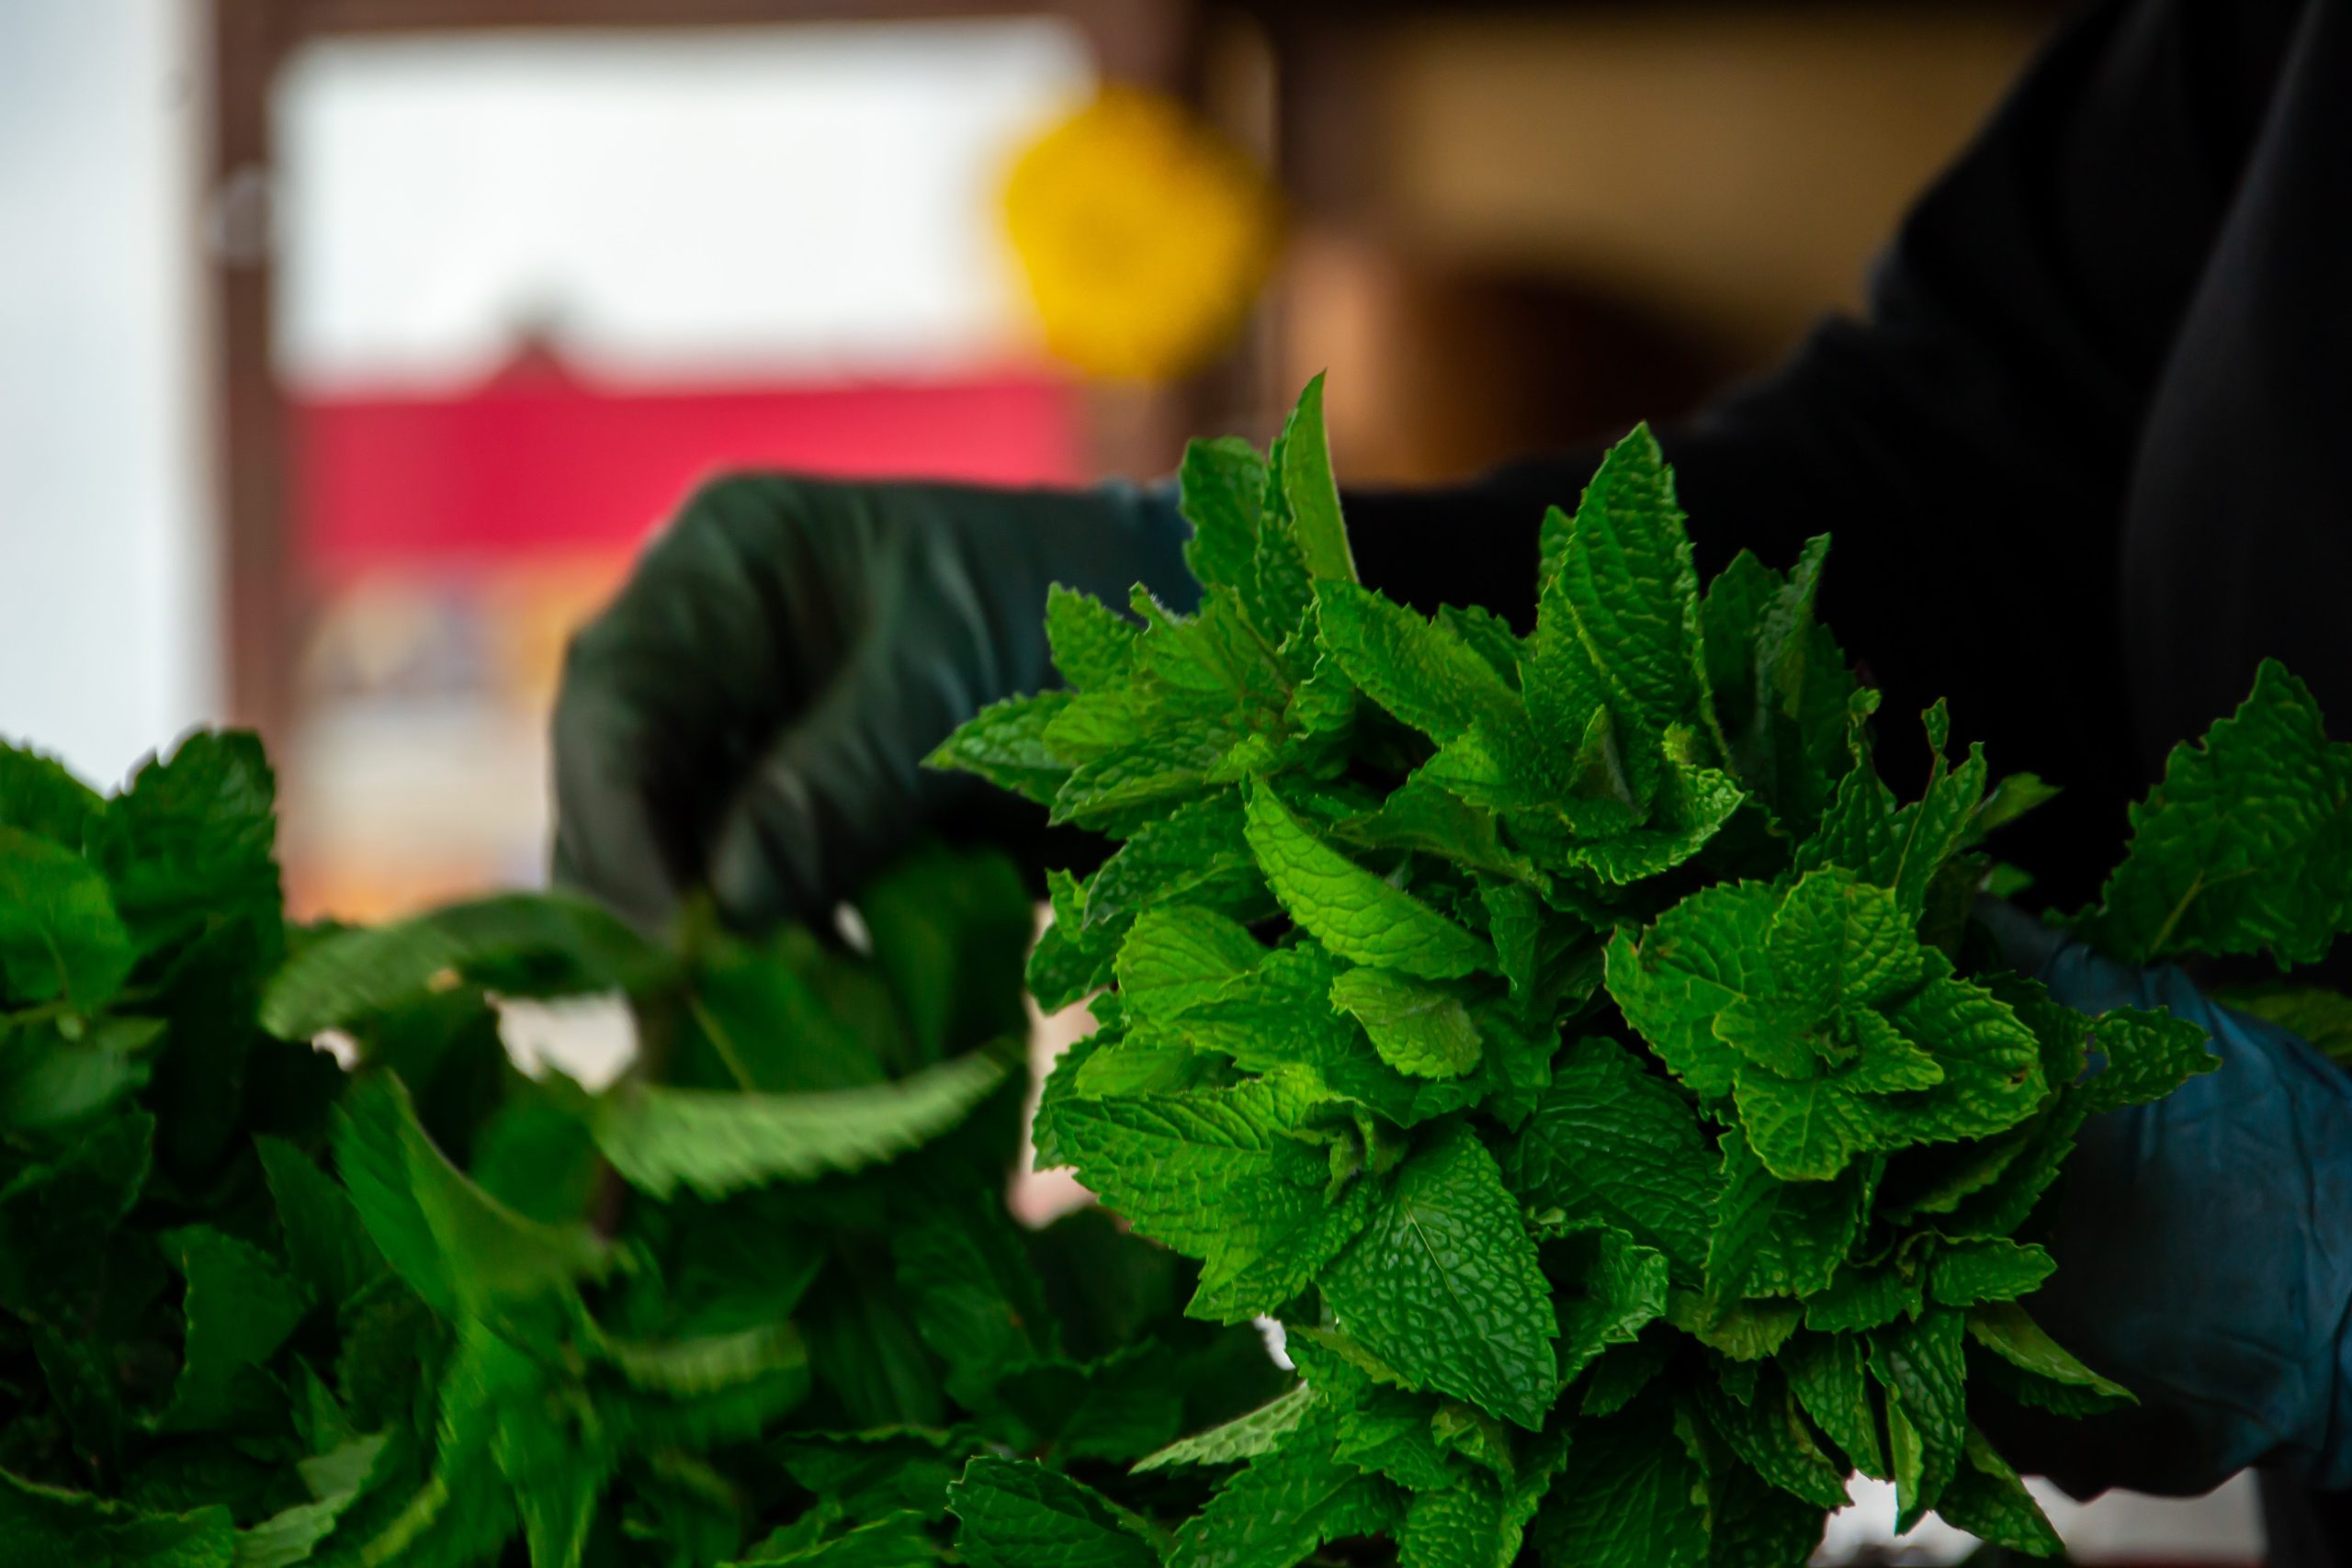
{"left": 1346, "top": 0, "right": 2300, "bottom": 901}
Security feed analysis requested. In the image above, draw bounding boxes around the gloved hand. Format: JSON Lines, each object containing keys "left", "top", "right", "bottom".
{"left": 1975, "top": 901, "right": 2352, "bottom": 1497}
{"left": 551, "top": 475, "right": 1194, "bottom": 931}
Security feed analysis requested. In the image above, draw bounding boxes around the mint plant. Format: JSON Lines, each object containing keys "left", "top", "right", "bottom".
{"left": 0, "top": 745, "right": 1278, "bottom": 1563}
{"left": 0, "top": 370, "right": 2344, "bottom": 1567}
{"left": 929, "top": 374, "right": 2352, "bottom": 1565}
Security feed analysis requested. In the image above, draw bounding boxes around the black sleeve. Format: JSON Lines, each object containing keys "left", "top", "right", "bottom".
{"left": 1343, "top": 0, "right": 2299, "bottom": 901}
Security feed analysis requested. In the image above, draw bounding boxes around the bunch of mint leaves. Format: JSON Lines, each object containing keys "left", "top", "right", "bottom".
{"left": 929, "top": 373, "right": 2352, "bottom": 1566}
{"left": 0, "top": 739, "right": 1282, "bottom": 1564}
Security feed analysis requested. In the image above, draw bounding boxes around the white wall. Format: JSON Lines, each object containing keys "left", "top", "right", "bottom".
{"left": 0, "top": 0, "right": 217, "bottom": 787}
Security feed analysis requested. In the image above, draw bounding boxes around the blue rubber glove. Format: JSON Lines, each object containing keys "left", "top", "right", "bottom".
{"left": 552, "top": 476, "right": 1194, "bottom": 931}
{"left": 1976, "top": 901, "right": 2352, "bottom": 1496}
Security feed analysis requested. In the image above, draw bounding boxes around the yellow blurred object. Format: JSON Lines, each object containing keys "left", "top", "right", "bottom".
{"left": 1003, "top": 85, "right": 1282, "bottom": 382}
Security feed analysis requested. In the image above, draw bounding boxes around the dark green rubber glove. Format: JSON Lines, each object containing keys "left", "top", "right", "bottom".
{"left": 551, "top": 475, "right": 1194, "bottom": 930}
{"left": 1976, "top": 901, "right": 2352, "bottom": 1498}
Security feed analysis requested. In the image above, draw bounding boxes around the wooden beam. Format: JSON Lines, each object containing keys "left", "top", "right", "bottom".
{"left": 208, "top": 0, "right": 297, "bottom": 745}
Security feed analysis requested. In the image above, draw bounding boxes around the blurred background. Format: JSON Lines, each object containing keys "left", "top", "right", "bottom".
{"left": 0, "top": 2, "right": 2265, "bottom": 1559}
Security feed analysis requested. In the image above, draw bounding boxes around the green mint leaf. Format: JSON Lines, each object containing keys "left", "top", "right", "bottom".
{"left": 153, "top": 1225, "right": 311, "bottom": 1433}
{"left": 333, "top": 1072, "right": 613, "bottom": 1326}
{"left": 1396, "top": 1472, "right": 1507, "bottom": 1568}
{"left": 726, "top": 1508, "right": 939, "bottom": 1565}
{"left": 771, "top": 1430, "right": 970, "bottom": 1528}
{"left": 332, "top": 1276, "right": 433, "bottom": 1434}
{"left": 263, "top": 891, "right": 677, "bottom": 1037}
{"left": 1798, "top": 739, "right": 1902, "bottom": 886}
{"left": 0, "top": 1014, "right": 161, "bottom": 1133}
{"left": 612, "top": 1334, "right": 813, "bottom": 1454}
{"left": 1928, "top": 1238, "right": 2054, "bottom": 1308}
{"left": 1769, "top": 870, "right": 1924, "bottom": 1016}
{"left": 1579, "top": 1332, "right": 1675, "bottom": 1419}
{"left": 1705, "top": 1129, "right": 1875, "bottom": 1304}
{"left": 593, "top": 1047, "right": 1012, "bottom": 1199}
{"left": 680, "top": 922, "right": 898, "bottom": 1093}
{"left": 1686, "top": 1294, "right": 1804, "bottom": 1362}
{"left": 1548, "top": 1223, "right": 1670, "bottom": 1386}
{"left": 1165, "top": 1399, "right": 1406, "bottom": 1568}
{"left": 1132, "top": 584, "right": 1292, "bottom": 716}
{"left": 33, "top": 1328, "right": 128, "bottom": 1478}
{"left": 87, "top": 730, "right": 282, "bottom": 964}
{"left": 1323, "top": 1124, "right": 1557, "bottom": 1429}
{"left": 351, "top": 1322, "right": 526, "bottom": 1567}
{"left": 1277, "top": 373, "right": 1357, "bottom": 585}
{"left": 851, "top": 846, "right": 1035, "bottom": 1066}
{"left": 1870, "top": 972, "right": 2047, "bottom": 1145}
{"left": 1795, "top": 708, "right": 1987, "bottom": 921}
{"left": 602, "top": 1325, "right": 811, "bottom": 1419}
{"left": 1039, "top": 681, "right": 1151, "bottom": 762}
{"left": 237, "top": 1433, "right": 393, "bottom": 1568}
{"left": 1719, "top": 1069, "right": 1877, "bottom": 1184}
{"left": 0, "top": 1110, "right": 152, "bottom": 1325}
{"left": 1700, "top": 548, "right": 1780, "bottom": 739}
{"left": 1526, "top": 508, "right": 1613, "bottom": 764}
{"left": 1718, "top": 537, "right": 1857, "bottom": 838}
{"left": 1506, "top": 1038, "right": 1717, "bottom": 1285}
{"left": 1244, "top": 784, "right": 1492, "bottom": 979}
{"left": 1970, "top": 771, "right": 2064, "bottom": 844}
{"left": 1894, "top": 728, "right": 1990, "bottom": 919}
{"left": 1703, "top": 1450, "right": 1831, "bottom": 1568}
{"left": 1801, "top": 1262, "right": 1925, "bottom": 1336}
{"left": 1032, "top": 870, "right": 1117, "bottom": 1013}
{"left": 1332, "top": 1387, "right": 1464, "bottom": 1493}
{"left": 2076, "top": 660, "right": 2352, "bottom": 965}
{"left": 257, "top": 1134, "right": 386, "bottom": 1308}
{"left": 1083, "top": 795, "right": 1268, "bottom": 942}
{"left": 0, "top": 1469, "right": 234, "bottom": 1567}
{"left": 1781, "top": 1331, "right": 1885, "bottom": 1476}
{"left": 1605, "top": 880, "right": 1775, "bottom": 1098}
{"left": 1329, "top": 968, "right": 1482, "bottom": 1079}
{"left": 891, "top": 1197, "right": 1054, "bottom": 1408}
{"left": 1073, "top": 1036, "right": 1225, "bottom": 1100}
{"left": 1133, "top": 1384, "right": 1316, "bottom": 1473}
{"left": 1438, "top": 605, "right": 1524, "bottom": 689}
{"left": 926, "top": 691, "right": 1076, "bottom": 808}
{"left": 1316, "top": 582, "right": 1523, "bottom": 749}
{"left": 1542, "top": 426, "right": 1709, "bottom": 745}
{"left": 1047, "top": 585, "right": 1142, "bottom": 689}
{"left": 1874, "top": 1122, "right": 2035, "bottom": 1227}
{"left": 1054, "top": 1077, "right": 1374, "bottom": 1322}
{"left": 0, "top": 741, "right": 101, "bottom": 850}
{"left": 1869, "top": 1307, "right": 1967, "bottom": 1529}
{"left": 2078, "top": 1007, "right": 2217, "bottom": 1113}
{"left": 1116, "top": 908, "right": 1266, "bottom": 1031}
{"left": 1181, "top": 435, "right": 1268, "bottom": 598}
{"left": 1528, "top": 1391, "right": 1707, "bottom": 1568}
{"left": 1518, "top": 756, "right": 1746, "bottom": 887}
{"left": 490, "top": 1372, "right": 613, "bottom": 1568}
{"left": 1247, "top": 490, "right": 1316, "bottom": 654}
{"left": 469, "top": 1096, "right": 608, "bottom": 1227}
{"left": 1932, "top": 1428, "right": 2065, "bottom": 1558}
{"left": 1696, "top": 1365, "right": 1850, "bottom": 1510}
{"left": 1337, "top": 777, "right": 1540, "bottom": 887}
{"left": 1052, "top": 733, "right": 1237, "bottom": 829}
{"left": 1966, "top": 1301, "right": 2132, "bottom": 1402}
{"left": 0, "top": 824, "right": 132, "bottom": 1008}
